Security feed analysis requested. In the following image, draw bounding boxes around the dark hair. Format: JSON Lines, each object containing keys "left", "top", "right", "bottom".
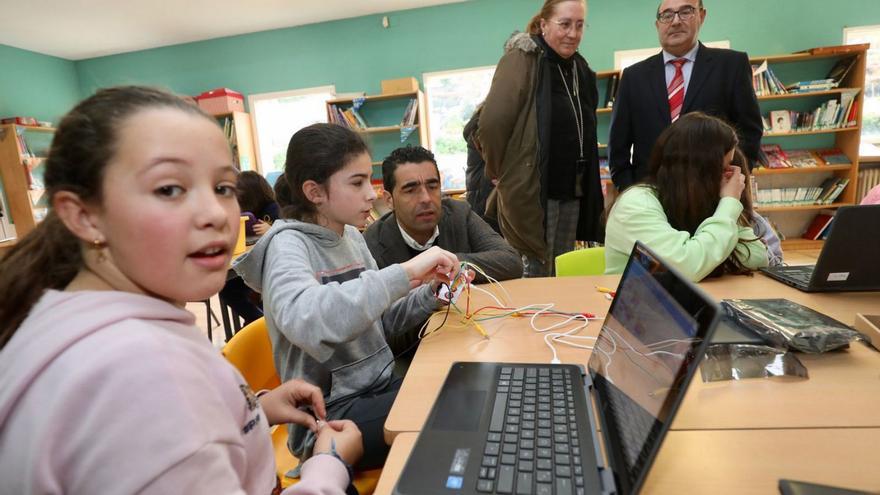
{"left": 645, "top": 112, "right": 756, "bottom": 277}
{"left": 282, "top": 123, "right": 369, "bottom": 221}
{"left": 236, "top": 170, "right": 275, "bottom": 215}
{"left": 381, "top": 145, "right": 439, "bottom": 193}
{"left": 0, "top": 86, "right": 213, "bottom": 350}
{"left": 657, "top": 0, "right": 704, "bottom": 16}
{"left": 273, "top": 172, "right": 292, "bottom": 211}
{"left": 527, "top": 0, "right": 586, "bottom": 35}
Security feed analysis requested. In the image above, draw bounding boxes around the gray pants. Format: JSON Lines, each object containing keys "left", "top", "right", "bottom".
{"left": 523, "top": 199, "right": 579, "bottom": 277}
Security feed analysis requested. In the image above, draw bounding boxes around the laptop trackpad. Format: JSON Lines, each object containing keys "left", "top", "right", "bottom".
{"left": 429, "top": 390, "right": 486, "bottom": 431}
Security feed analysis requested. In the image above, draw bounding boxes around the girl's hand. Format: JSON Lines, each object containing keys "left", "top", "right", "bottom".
{"left": 401, "top": 246, "right": 460, "bottom": 288}
{"left": 259, "top": 379, "right": 326, "bottom": 429}
{"left": 253, "top": 220, "right": 271, "bottom": 236}
{"left": 313, "top": 420, "right": 364, "bottom": 467}
{"left": 720, "top": 165, "right": 746, "bottom": 199}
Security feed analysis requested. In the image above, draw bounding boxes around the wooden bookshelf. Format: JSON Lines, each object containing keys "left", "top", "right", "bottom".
{"left": 326, "top": 86, "right": 430, "bottom": 184}
{"left": 749, "top": 44, "right": 867, "bottom": 248}
{"left": 0, "top": 124, "right": 53, "bottom": 242}
{"left": 213, "top": 111, "right": 257, "bottom": 172}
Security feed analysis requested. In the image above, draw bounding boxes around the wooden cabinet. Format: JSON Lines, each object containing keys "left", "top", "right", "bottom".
{"left": 0, "top": 124, "right": 54, "bottom": 253}
{"left": 749, "top": 45, "right": 867, "bottom": 249}
{"left": 215, "top": 111, "right": 258, "bottom": 172}
{"left": 326, "top": 89, "right": 429, "bottom": 183}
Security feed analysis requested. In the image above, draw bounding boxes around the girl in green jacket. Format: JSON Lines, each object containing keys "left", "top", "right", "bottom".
{"left": 604, "top": 112, "right": 769, "bottom": 281}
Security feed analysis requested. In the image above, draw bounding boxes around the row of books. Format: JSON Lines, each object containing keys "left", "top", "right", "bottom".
{"left": 16, "top": 133, "right": 36, "bottom": 158}
{"left": 755, "top": 178, "right": 849, "bottom": 207}
{"left": 751, "top": 61, "right": 788, "bottom": 96}
{"left": 759, "top": 145, "right": 851, "bottom": 169}
{"left": 751, "top": 55, "right": 858, "bottom": 96}
{"left": 762, "top": 94, "right": 859, "bottom": 133}
{"left": 400, "top": 98, "right": 419, "bottom": 127}
{"left": 803, "top": 211, "right": 836, "bottom": 240}
{"left": 218, "top": 116, "right": 241, "bottom": 168}
{"left": 328, "top": 104, "right": 368, "bottom": 130}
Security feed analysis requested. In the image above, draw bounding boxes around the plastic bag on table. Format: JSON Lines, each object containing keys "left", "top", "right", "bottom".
{"left": 722, "top": 299, "right": 865, "bottom": 353}
{"left": 700, "top": 344, "right": 808, "bottom": 382}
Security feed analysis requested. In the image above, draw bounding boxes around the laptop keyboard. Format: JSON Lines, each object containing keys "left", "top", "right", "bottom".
{"left": 478, "top": 366, "right": 586, "bottom": 495}
{"left": 779, "top": 266, "right": 814, "bottom": 284}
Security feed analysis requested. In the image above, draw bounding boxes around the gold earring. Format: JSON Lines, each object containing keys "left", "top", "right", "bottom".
{"left": 92, "top": 238, "right": 107, "bottom": 263}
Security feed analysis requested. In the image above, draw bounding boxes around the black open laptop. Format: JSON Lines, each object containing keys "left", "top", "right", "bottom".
{"left": 393, "top": 242, "right": 720, "bottom": 495}
{"left": 760, "top": 205, "right": 880, "bottom": 292}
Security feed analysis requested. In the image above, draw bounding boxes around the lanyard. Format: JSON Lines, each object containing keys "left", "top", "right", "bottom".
{"left": 557, "top": 63, "right": 584, "bottom": 159}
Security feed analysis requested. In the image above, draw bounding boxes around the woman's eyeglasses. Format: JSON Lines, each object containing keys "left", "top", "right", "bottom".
{"left": 550, "top": 19, "right": 587, "bottom": 34}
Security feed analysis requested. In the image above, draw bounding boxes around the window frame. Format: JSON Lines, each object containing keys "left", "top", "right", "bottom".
{"left": 422, "top": 64, "right": 497, "bottom": 192}
{"left": 844, "top": 24, "right": 880, "bottom": 153}
{"left": 247, "top": 85, "right": 336, "bottom": 174}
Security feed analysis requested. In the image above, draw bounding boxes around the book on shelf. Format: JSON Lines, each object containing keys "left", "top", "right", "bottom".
{"left": 825, "top": 56, "right": 858, "bottom": 85}
{"left": 815, "top": 148, "right": 851, "bottom": 165}
{"left": 784, "top": 149, "right": 821, "bottom": 168}
{"left": 786, "top": 78, "right": 837, "bottom": 93}
{"left": 604, "top": 74, "right": 619, "bottom": 108}
{"left": 764, "top": 98, "right": 858, "bottom": 133}
{"left": 760, "top": 144, "right": 791, "bottom": 168}
{"left": 751, "top": 60, "right": 787, "bottom": 96}
{"left": 23, "top": 157, "right": 45, "bottom": 190}
{"left": 400, "top": 98, "right": 418, "bottom": 127}
{"left": 803, "top": 211, "right": 835, "bottom": 240}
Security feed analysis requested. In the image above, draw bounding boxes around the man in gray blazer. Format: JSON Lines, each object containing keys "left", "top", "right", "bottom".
{"left": 364, "top": 145, "right": 522, "bottom": 284}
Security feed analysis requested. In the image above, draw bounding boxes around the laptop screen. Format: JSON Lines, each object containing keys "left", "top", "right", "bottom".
{"left": 588, "top": 242, "right": 718, "bottom": 494}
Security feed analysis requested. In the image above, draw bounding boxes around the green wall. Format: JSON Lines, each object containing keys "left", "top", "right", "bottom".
{"left": 4, "top": 0, "right": 880, "bottom": 119}
{"left": 0, "top": 44, "right": 80, "bottom": 123}
{"left": 75, "top": 0, "right": 880, "bottom": 102}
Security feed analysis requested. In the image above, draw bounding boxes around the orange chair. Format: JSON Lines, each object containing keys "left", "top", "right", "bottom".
{"left": 222, "top": 317, "right": 380, "bottom": 494}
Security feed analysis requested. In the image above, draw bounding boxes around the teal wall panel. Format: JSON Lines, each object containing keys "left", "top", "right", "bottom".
{"left": 0, "top": 44, "right": 80, "bottom": 123}
{"left": 4, "top": 0, "right": 880, "bottom": 120}
{"left": 74, "top": 0, "right": 880, "bottom": 102}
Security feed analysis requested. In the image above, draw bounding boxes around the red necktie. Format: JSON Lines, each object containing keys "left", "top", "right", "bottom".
{"left": 667, "top": 58, "right": 687, "bottom": 122}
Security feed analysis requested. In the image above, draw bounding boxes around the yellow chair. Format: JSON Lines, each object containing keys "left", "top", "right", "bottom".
{"left": 222, "top": 317, "right": 380, "bottom": 494}
{"left": 555, "top": 247, "right": 606, "bottom": 277}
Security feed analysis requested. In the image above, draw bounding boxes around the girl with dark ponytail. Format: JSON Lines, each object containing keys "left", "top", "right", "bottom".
{"left": 233, "top": 123, "right": 465, "bottom": 469}
{"left": 0, "top": 87, "right": 364, "bottom": 494}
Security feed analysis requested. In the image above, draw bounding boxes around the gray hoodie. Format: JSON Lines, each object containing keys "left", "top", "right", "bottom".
{"left": 233, "top": 219, "right": 438, "bottom": 456}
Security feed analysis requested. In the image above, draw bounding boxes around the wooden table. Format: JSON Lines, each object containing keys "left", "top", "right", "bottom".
{"left": 374, "top": 429, "right": 880, "bottom": 495}
{"left": 384, "top": 274, "right": 880, "bottom": 442}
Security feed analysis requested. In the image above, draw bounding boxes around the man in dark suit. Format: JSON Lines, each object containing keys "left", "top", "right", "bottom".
{"left": 608, "top": 0, "right": 762, "bottom": 191}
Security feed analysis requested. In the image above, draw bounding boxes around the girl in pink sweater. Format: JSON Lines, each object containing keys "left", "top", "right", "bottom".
{"left": 0, "top": 86, "right": 360, "bottom": 494}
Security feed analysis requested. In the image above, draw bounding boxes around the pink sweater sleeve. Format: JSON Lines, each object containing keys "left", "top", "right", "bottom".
{"left": 861, "top": 184, "right": 880, "bottom": 205}
{"left": 283, "top": 455, "right": 351, "bottom": 495}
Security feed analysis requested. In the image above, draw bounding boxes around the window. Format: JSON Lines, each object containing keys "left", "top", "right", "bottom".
{"left": 423, "top": 66, "right": 496, "bottom": 191}
{"left": 613, "top": 40, "right": 730, "bottom": 70}
{"left": 248, "top": 85, "right": 336, "bottom": 175}
{"left": 844, "top": 24, "right": 880, "bottom": 155}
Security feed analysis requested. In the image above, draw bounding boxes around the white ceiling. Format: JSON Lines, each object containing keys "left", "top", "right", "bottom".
{"left": 0, "top": 0, "right": 466, "bottom": 61}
